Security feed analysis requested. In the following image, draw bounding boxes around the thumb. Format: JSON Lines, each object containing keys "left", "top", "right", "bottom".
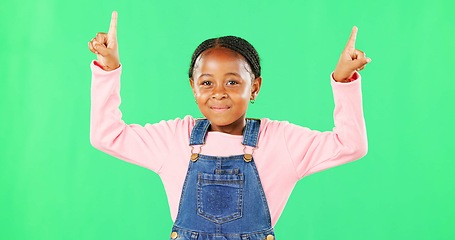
{"left": 352, "top": 57, "right": 371, "bottom": 70}
{"left": 93, "top": 43, "right": 110, "bottom": 56}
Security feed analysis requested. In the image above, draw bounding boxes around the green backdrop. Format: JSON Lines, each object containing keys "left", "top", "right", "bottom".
{"left": 1, "top": 0, "right": 454, "bottom": 239}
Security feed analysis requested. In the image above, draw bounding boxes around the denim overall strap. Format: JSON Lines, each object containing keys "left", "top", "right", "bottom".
{"left": 189, "top": 119, "right": 211, "bottom": 146}
{"left": 242, "top": 119, "right": 260, "bottom": 148}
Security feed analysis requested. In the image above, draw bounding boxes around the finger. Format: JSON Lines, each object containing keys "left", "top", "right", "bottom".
{"left": 356, "top": 65, "right": 365, "bottom": 71}
{"left": 356, "top": 49, "right": 365, "bottom": 58}
{"left": 88, "top": 40, "right": 98, "bottom": 54}
{"left": 92, "top": 39, "right": 109, "bottom": 56}
{"left": 94, "top": 44, "right": 109, "bottom": 56}
{"left": 108, "top": 11, "right": 118, "bottom": 40}
{"left": 352, "top": 57, "right": 371, "bottom": 70}
{"left": 354, "top": 49, "right": 366, "bottom": 61}
{"left": 89, "top": 39, "right": 101, "bottom": 54}
{"left": 96, "top": 32, "right": 108, "bottom": 45}
{"left": 345, "top": 26, "right": 358, "bottom": 50}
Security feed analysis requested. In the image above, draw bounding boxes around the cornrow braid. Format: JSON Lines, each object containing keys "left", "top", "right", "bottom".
{"left": 188, "top": 36, "right": 261, "bottom": 79}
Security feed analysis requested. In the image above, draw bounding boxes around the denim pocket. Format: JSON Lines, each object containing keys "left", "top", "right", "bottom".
{"left": 197, "top": 171, "right": 244, "bottom": 224}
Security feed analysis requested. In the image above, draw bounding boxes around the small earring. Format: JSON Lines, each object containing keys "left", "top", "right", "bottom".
{"left": 195, "top": 99, "right": 198, "bottom": 104}
{"left": 250, "top": 99, "right": 255, "bottom": 104}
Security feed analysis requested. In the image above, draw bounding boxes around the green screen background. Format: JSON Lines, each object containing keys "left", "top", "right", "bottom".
{"left": 1, "top": 0, "right": 454, "bottom": 239}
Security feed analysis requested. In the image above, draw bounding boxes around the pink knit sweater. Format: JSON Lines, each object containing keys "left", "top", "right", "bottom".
{"left": 90, "top": 61, "right": 368, "bottom": 226}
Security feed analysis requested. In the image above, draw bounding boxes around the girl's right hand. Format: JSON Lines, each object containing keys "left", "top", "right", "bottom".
{"left": 332, "top": 26, "right": 371, "bottom": 82}
{"left": 88, "top": 11, "right": 120, "bottom": 71}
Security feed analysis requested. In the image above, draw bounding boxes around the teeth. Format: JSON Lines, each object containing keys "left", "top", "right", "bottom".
{"left": 211, "top": 107, "right": 229, "bottom": 111}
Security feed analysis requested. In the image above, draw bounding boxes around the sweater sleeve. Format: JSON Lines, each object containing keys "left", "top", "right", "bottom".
{"left": 89, "top": 61, "right": 191, "bottom": 173}
{"left": 283, "top": 73, "right": 368, "bottom": 179}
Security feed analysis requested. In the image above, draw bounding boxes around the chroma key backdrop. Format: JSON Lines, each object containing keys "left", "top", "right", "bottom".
{"left": 1, "top": 0, "right": 454, "bottom": 239}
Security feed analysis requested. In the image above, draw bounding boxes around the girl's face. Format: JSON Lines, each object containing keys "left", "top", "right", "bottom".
{"left": 190, "top": 47, "right": 261, "bottom": 135}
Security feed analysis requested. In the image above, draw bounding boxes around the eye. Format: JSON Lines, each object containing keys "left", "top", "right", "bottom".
{"left": 227, "top": 80, "right": 239, "bottom": 85}
{"left": 201, "top": 80, "right": 212, "bottom": 86}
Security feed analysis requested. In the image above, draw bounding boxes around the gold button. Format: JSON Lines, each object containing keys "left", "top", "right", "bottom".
{"left": 243, "top": 154, "right": 253, "bottom": 162}
{"left": 190, "top": 153, "right": 199, "bottom": 162}
{"left": 266, "top": 235, "right": 274, "bottom": 240}
{"left": 170, "top": 231, "right": 178, "bottom": 239}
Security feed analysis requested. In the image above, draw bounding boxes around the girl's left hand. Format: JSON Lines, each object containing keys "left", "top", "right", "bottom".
{"left": 333, "top": 26, "right": 371, "bottom": 82}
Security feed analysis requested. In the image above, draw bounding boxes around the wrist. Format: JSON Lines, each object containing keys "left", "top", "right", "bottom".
{"left": 332, "top": 71, "right": 358, "bottom": 83}
{"left": 94, "top": 61, "right": 120, "bottom": 71}
{"left": 332, "top": 72, "right": 350, "bottom": 83}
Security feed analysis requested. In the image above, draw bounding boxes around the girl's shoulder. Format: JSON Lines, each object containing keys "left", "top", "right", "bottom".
{"left": 144, "top": 115, "right": 196, "bottom": 135}
{"left": 258, "top": 118, "right": 293, "bottom": 129}
{"left": 258, "top": 118, "right": 314, "bottom": 137}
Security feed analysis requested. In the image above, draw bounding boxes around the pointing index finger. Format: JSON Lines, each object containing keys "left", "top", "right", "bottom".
{"left": 108, "top": 11, "right": 118, "bottom": 38}
{"left": 345, "top": 26, "right": 358, "bottom": 50}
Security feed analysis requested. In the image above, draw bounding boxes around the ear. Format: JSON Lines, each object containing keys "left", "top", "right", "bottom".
{"left": 250, "top": 76, "right": 262, "bottom": 100}
{"left": 189, "top": 78, "right": 196, "bottom": 96}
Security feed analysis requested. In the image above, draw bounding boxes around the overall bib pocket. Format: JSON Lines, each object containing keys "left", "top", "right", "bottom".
{"left": 197, "top": 171, "right": 244, "bottom": 224}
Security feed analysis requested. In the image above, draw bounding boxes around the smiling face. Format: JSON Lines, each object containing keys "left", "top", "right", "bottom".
{"left": 190, "top": 47, "right": 262, "bottom": 135}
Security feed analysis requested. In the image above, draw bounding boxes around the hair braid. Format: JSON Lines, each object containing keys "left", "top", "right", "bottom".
{"left": 188, "top": 36, "right": 261, "bottom": 79}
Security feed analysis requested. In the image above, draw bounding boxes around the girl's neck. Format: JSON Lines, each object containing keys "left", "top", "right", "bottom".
{"left": 209, "top": 119, "right": 246, "bottom": 135}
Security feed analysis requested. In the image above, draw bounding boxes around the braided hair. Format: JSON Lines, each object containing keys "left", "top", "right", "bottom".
{"left": 188, "top": 36, "right": 261, "bottom": 79}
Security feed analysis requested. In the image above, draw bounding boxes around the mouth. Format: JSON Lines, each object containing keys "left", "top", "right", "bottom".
{"left": 210, "top": 106, "right": 230, "bottom": 112}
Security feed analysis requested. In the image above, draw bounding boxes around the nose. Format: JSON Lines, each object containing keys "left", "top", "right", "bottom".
{"left": 211, "top": 84, "right": 227, "bottom": 100}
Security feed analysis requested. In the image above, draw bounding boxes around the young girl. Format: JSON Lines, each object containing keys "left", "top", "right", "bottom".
{"left": 88, "top": 11, "right": 370, "bottom": 240}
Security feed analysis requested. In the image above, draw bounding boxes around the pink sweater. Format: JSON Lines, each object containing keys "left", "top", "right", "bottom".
{"left": 90, "top": 61, "right": 368, "bottom": 227}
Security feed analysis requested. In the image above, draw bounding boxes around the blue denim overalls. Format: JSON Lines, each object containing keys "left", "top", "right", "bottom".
{"left": 169, "top": 119, "right": 276, "bottom": 240}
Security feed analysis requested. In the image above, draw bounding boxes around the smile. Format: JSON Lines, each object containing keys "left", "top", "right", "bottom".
{"left": 210, "top": 106, "right": 230, "bottom": 112}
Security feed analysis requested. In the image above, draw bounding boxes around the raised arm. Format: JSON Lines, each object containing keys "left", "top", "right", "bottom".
{"left": 285, "top": 27, "right": 370, "bottom": 178}
{"left": 88, "top": 12, "right": 190, "bottom": 172}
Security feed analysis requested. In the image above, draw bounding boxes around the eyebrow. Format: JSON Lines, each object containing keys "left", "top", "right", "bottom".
{"left": 198, "top": 72, "right": 241, "bottom": 78}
